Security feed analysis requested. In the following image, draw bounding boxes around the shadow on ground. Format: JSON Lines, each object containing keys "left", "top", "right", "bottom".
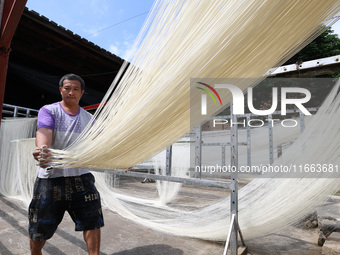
{"left": 110, "top": 244, "right": 183, "bottom": 255}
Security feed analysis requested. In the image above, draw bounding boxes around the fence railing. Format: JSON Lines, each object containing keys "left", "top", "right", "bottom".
{"left": 2, "top": 104, "right": 39, "bottom": 118}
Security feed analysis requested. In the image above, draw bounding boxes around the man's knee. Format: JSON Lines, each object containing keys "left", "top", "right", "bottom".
{"left": 83, "top": 228, "right": 101, "bottom": 242}
{"left": 30, "top": 239, "right": 46, "bottom": 255}
{"left": 83, "top": 229, "right": 101, "bottom": 254}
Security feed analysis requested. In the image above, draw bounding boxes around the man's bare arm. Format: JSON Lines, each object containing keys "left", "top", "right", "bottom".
{"left": 32, "top": 128, "right": 53, "bottom": 167}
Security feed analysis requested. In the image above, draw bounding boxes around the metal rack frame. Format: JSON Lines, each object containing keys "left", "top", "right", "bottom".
{"left": 2, "top": 103, "right": 39, "bottom": 118}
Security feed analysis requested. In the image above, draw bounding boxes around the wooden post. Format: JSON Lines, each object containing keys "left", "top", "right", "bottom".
{"left": 0, "top": 0, "right": 27, "bottom": 123}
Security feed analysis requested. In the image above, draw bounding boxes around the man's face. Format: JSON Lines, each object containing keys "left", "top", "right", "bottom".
{"left": 59, "top": 79, "right": 84, "bottom": 106}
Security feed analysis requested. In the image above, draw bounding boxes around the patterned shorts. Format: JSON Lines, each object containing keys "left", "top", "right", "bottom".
{"left": 28, "top": 173, "right": 104, "bottom": 241}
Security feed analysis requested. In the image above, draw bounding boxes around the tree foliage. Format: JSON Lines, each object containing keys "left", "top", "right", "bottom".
{"left": 284, "top": 28, "right": 340, "bottom": 65}
{"left": 217, "top": 28, "right": 340, "bottom": 116}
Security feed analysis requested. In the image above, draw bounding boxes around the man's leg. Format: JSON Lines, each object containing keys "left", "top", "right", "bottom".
{"left": 30, "top": 239, "right": 46, "bottom": 255}
{"left": 83, "top": 228, "right": 101, "bottom": 255}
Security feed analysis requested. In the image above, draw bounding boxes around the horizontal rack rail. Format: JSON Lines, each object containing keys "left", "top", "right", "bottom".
{"left": 91, "top": 168, "right": 231, "bottom": 189}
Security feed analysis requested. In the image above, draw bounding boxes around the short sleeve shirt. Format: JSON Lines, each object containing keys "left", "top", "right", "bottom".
{"left": 37, "top": 102, "right": 94, "bottom": 178}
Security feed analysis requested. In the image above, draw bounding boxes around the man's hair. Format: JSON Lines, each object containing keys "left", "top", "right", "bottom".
{"left": 59, "top": 73, "right": 85, "bottom": 90}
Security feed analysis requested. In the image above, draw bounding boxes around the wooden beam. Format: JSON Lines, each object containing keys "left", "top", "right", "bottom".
{"left": 1, "top": 0, "right": 27, "bottom": 46}
{"left": 0, "top": 0, "right": 27, "bottom": 123}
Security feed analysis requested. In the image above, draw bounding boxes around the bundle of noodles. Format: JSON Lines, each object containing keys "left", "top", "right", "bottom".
{"left": 50, "top": 0, "right": 340, "bottom": 169}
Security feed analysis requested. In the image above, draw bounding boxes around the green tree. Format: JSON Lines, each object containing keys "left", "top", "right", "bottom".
{"left": 217, "top": 27, "right": 340, "bottom": 116}
{"left": 284, "top": 28, "right": 340, "bottom": 65}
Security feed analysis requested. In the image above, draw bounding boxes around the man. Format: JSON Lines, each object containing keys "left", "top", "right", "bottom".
{"left": 29, "top": 74, "right": 104, "bottom": 255}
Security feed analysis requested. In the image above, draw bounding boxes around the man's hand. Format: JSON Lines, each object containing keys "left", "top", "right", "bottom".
{"left": 33, "top": 145, "right": 52, "bottom": 168}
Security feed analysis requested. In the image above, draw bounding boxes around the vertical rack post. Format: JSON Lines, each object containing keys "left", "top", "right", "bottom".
{"left": 222, "top": 145, "right": 226, "bottom": 167}
{"left": 299, "top": 111, "right": 305, "bottom": 133}
{"left": 230, "top": 105, "right": 238, "bottom": 255}
{"left": 268, "top": 114, "right": 274, "bottom": 165}
{"left": 246, "top": 115, "right": 251, "bottom": 167}
{"left": 195, "top": 125, "right": 202, "bottom": 178}
{"left": 166, "top": 145, "right": 172, "bottom": 176}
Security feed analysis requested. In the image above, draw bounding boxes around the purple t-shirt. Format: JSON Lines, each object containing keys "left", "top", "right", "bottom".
{"left": 37, "top": 102, "right": 93, "bottom": 178}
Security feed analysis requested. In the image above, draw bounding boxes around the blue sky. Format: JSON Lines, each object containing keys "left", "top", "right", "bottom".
{"left": 25, "top": 0, "right": 155, "bottom": 59}
{"left": 26, "top": 0, "right": 340, "bottom": 60}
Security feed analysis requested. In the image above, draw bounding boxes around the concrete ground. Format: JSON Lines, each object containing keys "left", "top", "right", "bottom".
{"left": 0, "top": 194, "right": 226, "bottom": 255}
{"left": 0, "top": 192, "right": 331, "bottom": 255}
{"left": 1, "top": 174, "right": 339, "bottom": 255}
